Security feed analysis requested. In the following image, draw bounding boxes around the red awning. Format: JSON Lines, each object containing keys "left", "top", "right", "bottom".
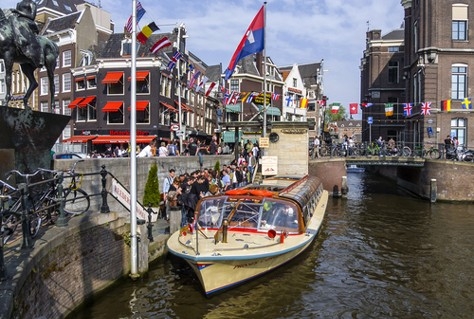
{"left": 160, "top": 101, "right": 177, "bottom": 112}
{"left": 102, "top": 72, "right": 124, "bottom": 84}
{"left": 91, "top": 135, "right": 156, "bottom": 145}
{"left": 68, "top": 97, "right": 84, "bottom": 109}
{"left": 102, "top": 101, "right": 123, "bottom": 112}
{"left": 77, "top": 96, "right": 96, "bottom": 108}
{"left": 174, "top": 100, "right": 194, "bottom": 113}
{"left": 62, "top": 135, "right": 97, "bottom": 143}
{"left": 127, "top": 100, "right": 150, "bottom": 111}
{"left": 74, "top": 77, "right": 85, "bottom": 82}
{"left": 127, "top": 71, "right": 150, "bottom": 81}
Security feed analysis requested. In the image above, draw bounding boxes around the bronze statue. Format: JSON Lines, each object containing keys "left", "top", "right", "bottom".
{"left": 0, "top": 0, "right": 58, "bottom": 109}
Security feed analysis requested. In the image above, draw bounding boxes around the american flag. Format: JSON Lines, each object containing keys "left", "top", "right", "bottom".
{"left": 403, "top": 103, "right": 413, "bottom": 116}
{"left": 125, "top": 2, "right": 146, "bottom": 33}
{"left": 420, "top": 102, "right": 431, "bottom": 115}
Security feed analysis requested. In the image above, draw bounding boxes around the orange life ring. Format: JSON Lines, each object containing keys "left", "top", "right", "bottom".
{"left": 225, "top": 189, "right": 249, "bottom": 195}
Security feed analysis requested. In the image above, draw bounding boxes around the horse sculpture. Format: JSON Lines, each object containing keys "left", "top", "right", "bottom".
{"left": 0, "top": 8, "right": 58, "bottom": 109}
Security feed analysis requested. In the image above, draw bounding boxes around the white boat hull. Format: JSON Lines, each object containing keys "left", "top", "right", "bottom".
{"left": 167, "top": 190, "right": 328, "bottom": 295}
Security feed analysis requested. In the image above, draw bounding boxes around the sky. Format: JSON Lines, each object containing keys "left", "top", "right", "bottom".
{"left": 5, "top": 0, "right": 404, "bottom": 113}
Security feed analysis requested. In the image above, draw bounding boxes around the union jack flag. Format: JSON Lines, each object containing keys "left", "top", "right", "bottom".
{"left": 420, "top": 102, "right": 431, "bottom": 116}
{"left": 403, "top": 103, "right": 413, "bottom": 116}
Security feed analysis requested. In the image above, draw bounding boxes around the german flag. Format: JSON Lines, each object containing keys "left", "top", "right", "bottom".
{"left": 441, "top": 99, "right": 451, "bottom": 112}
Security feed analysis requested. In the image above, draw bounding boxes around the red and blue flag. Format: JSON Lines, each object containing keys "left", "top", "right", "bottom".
{"left": 224, "top": 6, "right": 265, "bottom": 80}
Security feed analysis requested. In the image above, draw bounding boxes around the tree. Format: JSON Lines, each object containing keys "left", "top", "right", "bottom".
{"left": 143, "top": 162, "right": 161, "bottom": 207}
{"left": 325, "top": 103, "right": 347, "bottom": 122}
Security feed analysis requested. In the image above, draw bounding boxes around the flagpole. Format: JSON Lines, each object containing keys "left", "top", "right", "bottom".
{"left": 130, "top": 0, "right": 139, "bottom": 279}
{"left": 262, "top": 2, "right": 268, "bottom": 137}
{"left": 177, "top": 23, "right": 184, "bottom": 155}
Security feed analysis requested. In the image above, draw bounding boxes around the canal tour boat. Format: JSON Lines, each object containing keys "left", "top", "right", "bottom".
{"left": 166, "top": 175, "right": 328, "bottom": 295}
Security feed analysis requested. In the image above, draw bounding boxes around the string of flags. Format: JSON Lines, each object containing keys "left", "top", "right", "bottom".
{"left": 346, "top": 97, "right": 473, "bottom": 117}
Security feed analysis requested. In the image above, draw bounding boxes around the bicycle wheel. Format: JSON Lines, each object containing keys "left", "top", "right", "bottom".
{"left": 2, "top": 212, "right": 19, "bottom": 244}
{"left": 429, "top": 149, "right": 440, "bottom": 159}
{"left": 29, "top": 211, "right": 42, "bottom": 238}
{"left": 402, "top": 146, "right": 411, "bottom": 157}
{"left": 63, "top": 188, "right": 90, "bottom": 215}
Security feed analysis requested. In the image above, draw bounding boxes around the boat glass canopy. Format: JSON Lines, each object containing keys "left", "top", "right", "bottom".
{"left": 197, "top": 196, "right": 301, "bottom": 234}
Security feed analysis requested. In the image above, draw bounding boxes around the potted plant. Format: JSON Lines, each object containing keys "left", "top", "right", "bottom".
{"left": 143, "top": 162, "right": 161, "bottom": 214}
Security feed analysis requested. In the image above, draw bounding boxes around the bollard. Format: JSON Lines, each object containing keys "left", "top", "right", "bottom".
{"left": 430, "top": 179, "right": 437, "bottom": 203}
{"left": 341, "top": 176, "right": 348, "bottom": 196}
{"left": 56, "top": 172, "right": 68, "bottom": 227}
{"left": 100, "top": 165, "right": 110, "bottom": 213}
{"left": 222, "top": 219, "right": 228, "bottom": 243}
{"left": 147, "top": 206, "right": 154, "bottom": 242}
{"left": 19, "top": 183, "right": 33, "bottom": 249}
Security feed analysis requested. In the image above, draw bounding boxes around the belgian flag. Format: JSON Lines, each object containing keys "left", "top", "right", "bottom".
{"left": 441, "top": 99, "right": 451, "bottom": 112}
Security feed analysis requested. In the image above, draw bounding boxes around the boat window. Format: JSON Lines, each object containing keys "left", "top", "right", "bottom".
{"left": 197, "top": 197, "right": 227, "bottom": 228}
{"left": 228, "top": 200, "right": 261, "bottom": 228}
{"left": 259, "top": 200, "right": 299, "bottom": 233}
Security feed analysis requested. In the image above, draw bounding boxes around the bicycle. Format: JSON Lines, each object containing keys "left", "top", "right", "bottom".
{"left": 424, "top": 145, "right": 441, "bottom": 159}
{"left": 1, "top": 177, "right": 42, "bottom": 244}
{"left": 61, "top": 159, "right": 90, "bottom": 215}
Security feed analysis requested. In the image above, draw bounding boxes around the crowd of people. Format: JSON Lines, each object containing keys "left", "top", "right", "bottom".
{"left": 162, "top": 139, "right": 260, "bottom": 226}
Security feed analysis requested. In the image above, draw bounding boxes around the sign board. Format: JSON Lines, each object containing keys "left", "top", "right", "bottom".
{"left": 170, "top": 124, "right": 179, "bottom": 131}
{"left": 259, "top": 137, "right": 270, "bottom": 148}
{"left": 109, "top": 178, "right": 157, "bottom": 222}
{"left": 367, "top": 116, "right": 373, "bottom": 125}
{"left": 261, "top": 156, "right": 278, "bottom": 176}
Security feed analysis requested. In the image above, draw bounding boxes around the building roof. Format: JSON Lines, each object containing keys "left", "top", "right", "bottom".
{"left": 205, "top": 64, "right": 222, "bottom": 83}
{"left": 37, "top": 0, "right": 85, "bottom": 15}
{"left": 382, "top": 29, "right": 404, "bottom": 41}
{"left": 42, "top": 11, "right": 82, "bottom": 33}
{"left": 279, "top": 62, "right": 321, "bottom": 87}
{"left": 98, "top": 33, "right": 176, "bottom": 59}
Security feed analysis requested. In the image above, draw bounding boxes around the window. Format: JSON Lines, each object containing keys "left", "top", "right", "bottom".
{"left": 62, "top": 124, "right": 71, "bottom": 140}
{"left": 40, "top": 102, "right": 48, "bottom": 112}
{"left": 62, "top": 73, "right": 71, "bottom": 92}
{"left": 76, "top": 77, "right": 86, "bottom": 91}
{"left": 62, "top": 50, "right": 72, "bottom": 67}
{"left": 54, "top": 74, "right": 59, "bottom": 94}
{"left": 452, "top": 21, "right": 467, "bottom": 40}
{"left": 87, "top": 76, "right": 96, "bottom": 89}
{"left": 62, "top": 99, "right": 71, "bottom": 116}
{"left": 292, "top": 78, "right": 297, "bottom": 87}
{"left": 0, "top": 60, "right": 4, "bottom": 72}
{"left": 0, "top": 79, "right": 4, "bottom": 94}
{"left": 451, "top": 118, "right": 466, "bottom": 145}
{"left": 230, "top": 79, "right": 239, "bottom": 92}
{"left": 451, "top": 65, "right": 467, "bottom": 100}
{"left": 452, "top": 4, "right": 468, "bottom": 41}
{"left": 388, "top": 61, "right": 399, "bottom": 84}
{"left": 40, "top": 77, "right": 48, "bottom": 95}
{"left": 388, "top": 46, "right": 400, "bottom": 52}
{"left": 107, "top": 109, "right": 124, "bottom": 124}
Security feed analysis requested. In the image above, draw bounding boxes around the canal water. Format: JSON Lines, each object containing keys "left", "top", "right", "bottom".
{"left": 68, "top": 172, "right": 474, "bottom": 319}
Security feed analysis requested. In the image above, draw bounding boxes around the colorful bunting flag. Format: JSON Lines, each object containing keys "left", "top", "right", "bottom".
{"left": 462, "top": 97, "right": 472, "bottom": 109}
{"left": 125, "top": 1, "right": 146, "bottom": 33}
{"left": 349, "top": 103, "right": 358, "bottom": 114}
{"left": 403, "top": 103, "right": 412, "bottom": 116}
{"left": 150, "top": 37, "right": 171, "bottom": 54}
{"left": 384, "top": 103, "right": 394, "bottom": 116}
{"left": 167, "top": 51, "right": 182, "bottom": 71}
{"left": 331, "top": 104, "right": 340, "bottom": 114}
{"left": 300, "top": 98, "right": 308, "bottom": 109}
{"left": 285, "top": 95, "right": 293, "bottom": 107}
{"left": 421, "top": 102, "right": 431, "bottom": 115}
{"left": 224, "top": 6, "right": 265, "bottom": 80}
{"left": 205, "top": 82, "right": 216, "bottom": 97}
{"left": 137, "top": 22, "right": 159, "bottom": 44}
{"left": 441, "top": 99, "right": 451, "bottom": 112}
{"left": 271, "top": 93, "right": 280, "bottom": 101}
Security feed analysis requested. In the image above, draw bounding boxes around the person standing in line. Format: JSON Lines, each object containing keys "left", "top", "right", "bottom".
{"left": 163, "top": 168, "right": 176, "bottom": 220}
{"left": 158, "top": 141, "right": 168, "bottom": 157}
{"left": 312, "top": 136, "right": 320, "bottom": 159}
{"left": 137, "top": 138, "right": 157, "bottom": 157}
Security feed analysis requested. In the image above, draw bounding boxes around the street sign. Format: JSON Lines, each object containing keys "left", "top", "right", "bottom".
{"left": 170, "top": 124, "right": 179, "bottom": 131}
{"left": 367, "top": 116, "right": 373, "bottom": 125}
